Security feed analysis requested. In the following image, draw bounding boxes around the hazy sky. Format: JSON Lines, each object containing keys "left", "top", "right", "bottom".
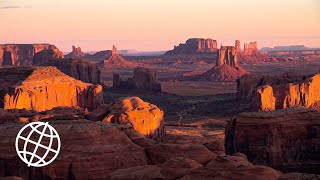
{"left": 0, "top": 0, "right": 319, "bottom": 52}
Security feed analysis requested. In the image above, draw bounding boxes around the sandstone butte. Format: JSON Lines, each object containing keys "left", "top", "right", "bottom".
{"left": 64, "top": 45, "right": 87, "bottom": 58}
{"left": 113, "top": 67, "right": 162, "bottom": 92}
{"left": 196, "top": 45, "right": 249, "bottom": 82}
{"left": 237, "top": 73, "right": 320, "bottom": 111}
{"left": 33, "top": 50, "right": 101, "bottom": 84}
{"left": 0, "top": 44, "right": 62, "bottom": 65}
{"left": 99, "top": 45, "right": 136, "bottom": 69}
{"left": 165, "top": 38, "right": 218, "bottom": 55}
{"left": 0, "top": 66, "right": 103, "bottom": 112}
{"left": 225, "top": 108, "right": 320, "bottom": 174}
{"left": 103, "top": 97, "right": 164, "bottom": 140}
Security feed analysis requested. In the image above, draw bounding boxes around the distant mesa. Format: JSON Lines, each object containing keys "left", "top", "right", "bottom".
{"left": 0, "top": 44, "right": 60, "bottom": 65}
{"left": 0, "top": 66, "right": 103, "bottom": 112}
{"left": 113, "top": 67, "right": 162, "bottom": 92}
{"left": 165, "top": 38, "right": 218, "bottom": 55}
{"left": 236, "top": 40, "right": 270, "bottom": 63}
{"left": 194, "top": 44, "right": 249, "bottom": 82}
{"left": 99, "top": 45, "right": 137, "bottom": 69}
{"left": 260, "top": 45, "right": 320, "bottom": 52}
{"left": 64, "top": 45, "right": 88, "bottom": 58}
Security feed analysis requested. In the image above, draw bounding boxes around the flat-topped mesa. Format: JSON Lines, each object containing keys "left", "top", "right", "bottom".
{"left": 216, "top": 46, "right": 238, "bottom": 68}
{"left": 65, "top": 45, "right": 87, "bottom": 58}
{"left": 33, "top": 49, "right": 101, "bottom": 84}
{"left": 113, "top": 67, "right": 161, "bottom": 92}
{"left": 0, "top": 66, "right": 103, "bottom": 112}
{"left": 165, "top": 38, "right": 218, "bottom": 55}
{"left": 243, "top": 41, "right": 259, "bottom": 56}
{"left": 225, "top": 108, "right": 320, "bottom": 173}
{"left": 0, "top": 44, "right": 61, "bottom": 66}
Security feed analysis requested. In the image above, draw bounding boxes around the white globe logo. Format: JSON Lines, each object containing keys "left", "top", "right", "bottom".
{"left": 15, "top": 122, "right": 61, "bottom": 167}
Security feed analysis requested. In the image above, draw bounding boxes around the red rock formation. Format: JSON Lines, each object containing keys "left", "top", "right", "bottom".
{"left": 0, "top": 120, "right": 149, "bottom": 179}
{"left": 195, "top": 46, "right": 249, "bottom": 82}
{"left": 0, "top": 44, "right": 61, "bottom": 65}
{"left": 103, "top": 97, "right": 164, "bottom": 140}
{"left": 113, "top": 67, "right": 162, "bottom": 92}
{"left": 0, "top": 66, "right": 103, "bottom": 112}
{"left": 99, "top": 45, "right": 136, "bottom": 69}
{"left": 235, "top": 40, "right": 241, "bottom": 53}
{"left": 225, "top": 108, "right": 320, "bottom": 173}
{"left": 32, "top": 49, "right": 64, "bottom": 65}
{"left": 251, "top": 85, "right": 276, "bottom": 111}
{"left": 237, "top": 73, "right": 312, "bottom": 99}
{"left": 64, "top": 46, "right": 87, "bottom": 58}
{"left": 243, "top": 41, "right": 259, "bottom": 56}
{"left": 33, "top": 51, "right": 101, "bottom": 84}
{"left": 165, "top": 38, "right": 218, "bottom": 55}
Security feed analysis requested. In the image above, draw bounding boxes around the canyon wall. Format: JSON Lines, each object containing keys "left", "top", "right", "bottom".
{"left": 225, "top": 108, "right": 320, "bottom": 173}
{"left": 0, "top": 44, "right": 61, "bottom": 65}
{"left": 0, "top": 66, "right": 103, "bottom": 112}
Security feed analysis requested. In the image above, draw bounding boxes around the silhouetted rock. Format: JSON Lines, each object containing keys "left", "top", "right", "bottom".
{"left": 0, "top": 44, "right": 61, "bottom": 65}
{"left": 113, "top": 67, "right": 162, "bottom": 92}
{"left": 165, "top": 38, "right": 218, "bottom": 55}
{"left": 32, "top": 49, "right": 64, "bottom": 65}
{"left": 64, "top": 46, "right": 87, "bottom": 58}
{"left": 0, "top": 66, "right": 103, "bottom": 112}
{"left": 103, "top": 97, "right": 164, "bottom": 140}
{"left": 225, "top": 108, "right": 320, "bottom": 173}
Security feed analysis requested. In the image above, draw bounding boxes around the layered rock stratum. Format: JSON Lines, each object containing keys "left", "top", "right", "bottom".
{"left": 0, "top": 44, "right": 61, "bottom": 65}
{"left": 225, "top": 108, "right": 320, "bottom": 173}
{"left": 0, "top": 66, "right": 103, "bottom": 111}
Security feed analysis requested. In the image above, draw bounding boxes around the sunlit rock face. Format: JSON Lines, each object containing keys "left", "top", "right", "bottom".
{"left": 225, "top": 108, "right": 320, "bottom": 173}
{"left": 0, "top": 44, "right": 61, "bottom": 65}
{"left": 100, "top": 45, "right": 136, "bottom": 69}
{"left": 103, "top": 97, "right": 164, "bottom": 140}
{"left": 33, "top": 52, "right": 101, "bottom": 84}
{"left": 242, "top": 73, "right": 320, "bottom": 111}
{"left": 165, "top": 38, "right": 218, "bottom": 55}
{"left": 0, "top": 66, "right": 103, "bottom": 112}
{"left": 243, "top": 41, "right": 260, "bottom": 56}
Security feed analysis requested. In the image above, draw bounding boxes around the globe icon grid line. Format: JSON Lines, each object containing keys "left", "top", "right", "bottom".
{"left": 15, "top": 122, "right": 61, "bottom": 167}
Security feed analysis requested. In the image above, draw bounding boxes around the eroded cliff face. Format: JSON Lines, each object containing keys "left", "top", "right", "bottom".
{"left": 103, "top": 97, "right": 164, "bottom": 140}
{"left": 64, "top": 45, "right": 87, "bottom": 58}
{"left": 0, "top": 44, "right": 61, "bottom": 65}
{"left": 249, "top": 74, "right": 320, "bottom": 111}
{"left": 0, "top": 66, "right": 103, "bottom": 112}
{"left": 225, "top": 108, "right": 320, "bottom": 173}
{"left": 33, "top": 50, "right": 101, "bottom": 84}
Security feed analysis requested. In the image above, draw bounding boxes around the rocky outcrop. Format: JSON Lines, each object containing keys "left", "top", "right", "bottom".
{"left": 165, "top": 38, "right": 218, "bottom": 55}
{"left": 99, "top": 45, "right": 136, "bottom": 69}
{"left": 225, "top": 108, "right": 320, "bottom": 173}
{"left": 237, "top": 73, "right": 312, "bottom": 99}
{"left": 195, "top": 46, "right": 249, "bottom": 82}
{"left": 243, "top": 41, "right": 259, "bottom": 56}
{"left": 0, "top": 120, "right": 149, "bottom": 179}
{"left": 0, "top": 66, "right": 103, "bottom": 112}
{"left": 113, "top": 67, "right": 162, "bottom": 92}
{"left": 64, "top": 46, "right": 87, "bottom": 58}
{"left": 103, "top": 97, "right": 164, "bottom": 140}
{"left": 0, "top": 44, "right": 61, "bottom": 65}
{"left": 238, "top": 73, "right": 320, "bottom": 111}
